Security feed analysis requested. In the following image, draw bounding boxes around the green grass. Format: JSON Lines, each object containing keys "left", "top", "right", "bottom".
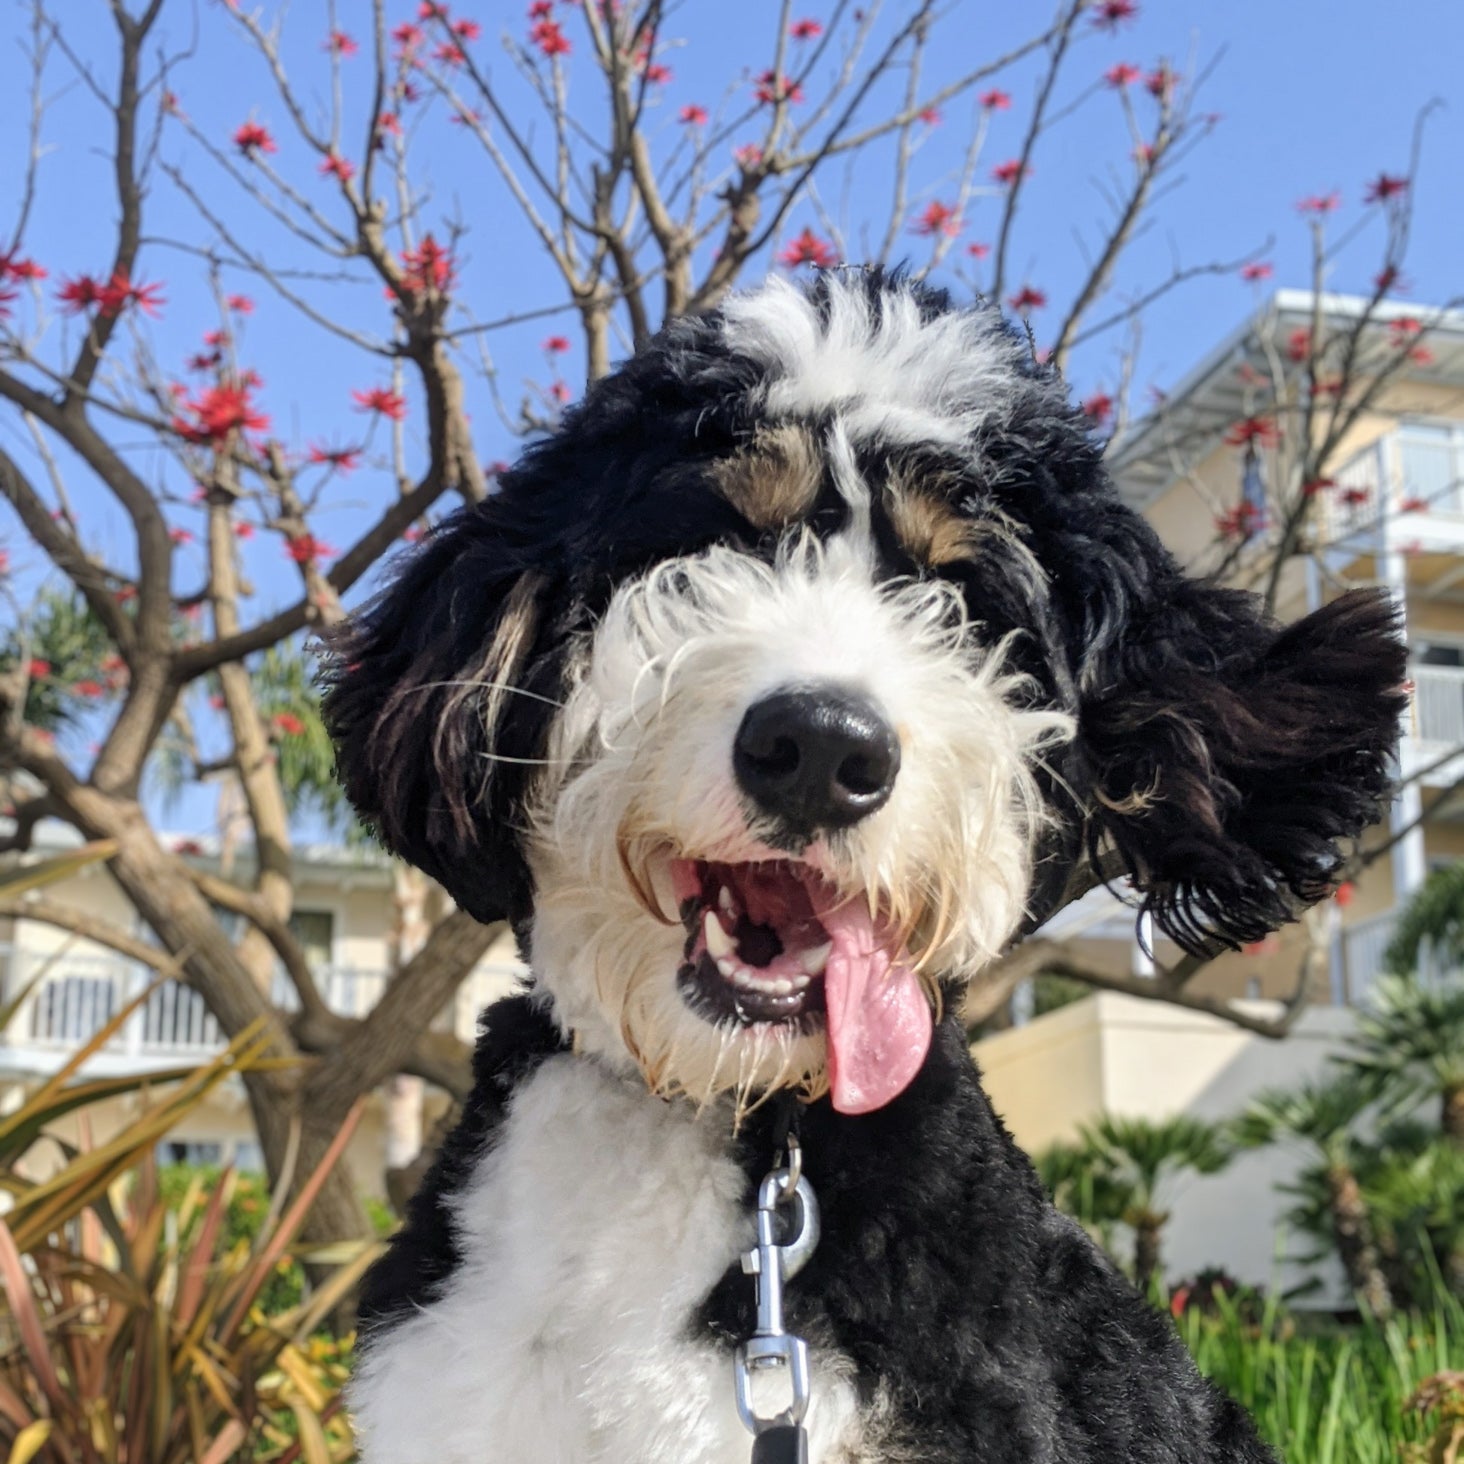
{"left": 1178, "top": 1287, "right": 1463, "bottom": 1462}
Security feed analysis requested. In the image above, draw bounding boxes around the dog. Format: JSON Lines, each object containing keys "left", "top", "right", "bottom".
{"left": 324, "top": 269, "right": 1404, "bottom": 1463}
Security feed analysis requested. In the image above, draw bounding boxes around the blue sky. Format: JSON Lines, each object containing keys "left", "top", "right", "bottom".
{"left": 1, "top": 0, "right": 1461, "bottom": 835}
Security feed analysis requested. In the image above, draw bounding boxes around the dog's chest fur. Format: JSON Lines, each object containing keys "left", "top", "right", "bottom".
{"left": 349, "top": 1055, "right": 873, "bottom": 1464}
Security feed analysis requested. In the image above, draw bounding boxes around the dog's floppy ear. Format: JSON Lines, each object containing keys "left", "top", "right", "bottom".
{"left": 1080, "top": 585, "right": 1407, "bottom": 954}
{"left": 322, "top": 506, "right": 559, "bottom": 926}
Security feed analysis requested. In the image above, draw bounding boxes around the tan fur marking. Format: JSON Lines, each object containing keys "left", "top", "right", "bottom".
{"left": 712, "top": 424, "right": 822, "bottom": 529}
{"left": 887, "top": 485, "right": 979, "bottom": 566}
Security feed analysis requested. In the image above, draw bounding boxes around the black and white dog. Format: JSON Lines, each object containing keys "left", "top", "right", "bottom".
{"left": 325, "top": 270, "right": 1404, "bottom": 1463}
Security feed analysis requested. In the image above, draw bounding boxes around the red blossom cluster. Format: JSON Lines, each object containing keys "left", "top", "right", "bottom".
{"left": 1008, "top": 285, "right": 1046, "bottom": 311}
{"left": 57, "top": 273, "right": 165, "bottom": 319}
{"left": 1145, "top": 67, "right": 1177, "bottom": 101}
{"left": 918, "top": 106, "right": 941, "bottom": 126}
{"left": 542, "top": 335, "right": 571, "bottom": 353}
{"left": 991, "top": 159, "right": 1028, "bottom": 187}
{"left": 1364, "top": 172, "right": 1408, "bottom": 205}
{"left": 1239, "top": 261, "right": 1273, "bottom": 283}
{"left": 1080, "top": 392, "right": 1114, "bottom": 427}
{"left": 1286, "top": 328, "right": 1312, "bottom": 363}
{"left": 789, "top": 17, "right": 822, "bottom": 40}
{"left": 911, "top": 201, "right": 960, "bottom": 238}
{"left": 320, "top": 153, "right": 356, "bottom": 182}
{"left": 1296, "top": 191, "right": 1340, "bottom": 216}
{"left": 399, "top": 234, "right": 456, "bottom": 296}
{"left": 233, "top": 121, "right": 277, "bottom": 156}
{"left": 1091, "top": 0, "right": 1138, "bottom": 30}
{"left": 271, "top": 712, "right": 307, "bottom": 736}
{"left": 733, "top": 143, "right": 764, "bottom": 169}
{"left": 284, "top": 534, "right": 335, "bottom": 566}
{"left": 352, "top": 386, "right": 409, "bottom": 420}
{"left": 1389, "top": 315, "right": 1434, "bottom": 366}
{"left": 0, "top": 250, "right": 45, "bottom": 284}
{"left": 754, "top": 70, "right": 804, "bottom": 105}
{"left": 978, "top": 89, "right": 1011, "bottom": 110}
{"left": 171, "top": 382, "right": 270, "bottom": 446}
{"left": 1224, "top": 416, "right": 1279, "bottom": 449}
{"left": 778, "top": 228, "right": 838, "bottom": 269}
{"left": 307, "top": 443, "right": 363, "bottom": 474}
{"left": 1104, "top": 62, "right": 1141, "bottom": 87}
{"left": 324, "top": 29, "right": 358, "bottom": 57}
{"left": 966, "top": 241, "right": 991, "bottom": 259}
{"left": 679, "top": 104, "right": 709, "bottom": 126}
{"left": 531, "top": 14, "right": 571, "bottom": 56}
{"left": 1214, "top": 501, "right": 1267, "bottom": 541}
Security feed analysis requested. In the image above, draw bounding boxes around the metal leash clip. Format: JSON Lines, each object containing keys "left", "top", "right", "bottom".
{"left": 734, "top": 1134, "right": 820, "bottom": 1464}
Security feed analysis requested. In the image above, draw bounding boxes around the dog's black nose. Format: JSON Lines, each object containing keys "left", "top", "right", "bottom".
{"left": 733, "top": 687, "right": 900, "bottom": 834}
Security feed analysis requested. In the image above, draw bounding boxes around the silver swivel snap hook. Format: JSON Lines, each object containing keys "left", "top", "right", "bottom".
{"left": 734, "top": 1132, "right": 820, "bottom": 1462}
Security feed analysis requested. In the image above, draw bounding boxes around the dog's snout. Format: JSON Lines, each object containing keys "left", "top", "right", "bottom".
{"left": 733, "top": 686, "right": 900, "bottom": 833}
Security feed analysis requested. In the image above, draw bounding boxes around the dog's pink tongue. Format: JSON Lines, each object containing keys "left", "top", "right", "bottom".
{"left": 821, "top": 900, "right": 931, "bottom": 1115}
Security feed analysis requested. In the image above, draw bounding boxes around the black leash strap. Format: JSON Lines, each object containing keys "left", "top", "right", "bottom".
{"left": 751, "top": 1424, "right": 810, "bottom": 1464}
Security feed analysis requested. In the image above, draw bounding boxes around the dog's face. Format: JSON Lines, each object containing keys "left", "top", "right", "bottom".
{"left": 326, "top": 272, "right": 1405, "bottom": 1117}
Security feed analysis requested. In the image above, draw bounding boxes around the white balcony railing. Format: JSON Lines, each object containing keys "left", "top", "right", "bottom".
{"left": 1, "top": 941, "right": 525, "bottom": 1066}
{"left": 1411, "top": 665, "right": 1464, "bottom": 750}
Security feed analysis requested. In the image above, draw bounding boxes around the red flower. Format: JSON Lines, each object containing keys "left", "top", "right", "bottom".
{"left": 0, "top": 251, "right": 45, "bottom": 282}
{"left": 174, "top": 837, "right": 207, "bottom": 856}
{"left": 1389, "top": 316, "right": 1423, "bottom": 337}
{"left": 433, "top": 39, "right": 467, "bottom": 65}
{"left": 1081, "top": 392, "right": 1114, "bottom": 426}
{"left": 208, "top": 693, "right": 226, "bottom": 710}
{"left": 1104, "top": 62, "right": 1141, "bottom": 87}
{"left": 285, "top": 534, "right": 335, "bottom": 565}
{"left": 531, "top": 18, "right": 571, "bottom": 55}
{"left": 57, "top": 275, "right": 104, "bottom": 314}
{"left": 679, "top": 104, "right": 709, "bottom": 126}
{"left": 991, "top": 158, "right": 1029, "bottom": 187}
{"left": 1224, "top": 416, "right": 1279, "bottom": 448}
{"left": 911, "top": 200, "right": 960, "bottom": 238}
{"left": 754, "top": 70, "right": 804, "bottom": 105}
{"left": 234, "top": 520, "right": 255, "bottom": 538}
{"left": 1091, "top": 0, "right": 1138, "bottom": 30}
{"left": 233, "top": 121, "right": 277, "bottom": 156}
{"left": 0, "top": 284, "right": 15, "bottom": 319}
{"left": 400, "top": 234, "right": 455, "bottom": 295}
{"left": 1363, "top": 172, "right": 1408, "bottom": 205}
{"left": 226, "top": 294, "right": 254, "bottom": 313}
{"left": 789, "top": 17, "right": 822, "bottom": 39}
{"left": 1399, "top": 496, "right": 1428, "bottom": 513}
{"left": 169, "top": 526, "right": 194, "bottom": 545}
{"left": 543, "top": 335, "right": 571, "bottom": 353}
{"left": 528, "top": 0, "right": 553, "bottom": 16}
{"left": 352, "top": 386, "right": 409, "bottom": 420}
{"left": 271, "top": 712, "right": 306, "bottom": 736}
{"left": 392, "top": 21, "right": 424, "bottom": 50}
{"left": 1301, "top": 478, "right": 1334, "bottom": 498}
{"left": 1286, "top": 328, "right": 1312, "bottom": 363}
{"left": 979, "top": 89, "right": 1012, "bottom": 110}
{"left": 403, "top": 524, "right": 424, "bottom": 543}
{"left": 93, "top": 275, "right": 165, "bottom": 317}
{"left": 1007, "top": 285, "right": 1046, "bottom": 312}
{"left": 1145, "top": 67, "right": 1177, "bottom": 100}
{"left": 320, "top": 153, "right": 356, "bottom": 182}
{"left": 73, "top": 679, "right": 104, "bottom": 698}
{"left": 1333, "top": 881, "right": 1355, "bottom": 907}
{"left": 1239, "top": 261, "right": 1273, "bottom": 282}
{"left": 26, "top": 659, "right": 51, "bottom": 678}
{"left": 733, "top": 143, "right": 764, "bottom": 169}
{"left": 778, "top": 227, "right": 838, "bottom": 269}
{"left": 1409, "top": 345, "right": 1435, "bottom": 367}
{"left": 1296, "top": 191, "right": 1340, "bottom": 216}
{"left": 377, "top": 111, "right": 403, "bottom": 140}
{"left": 1214, "top": 501, "right": 1267, "bottom": 541}
{"left": 307, "top": 442, "right": 363, "bottom": 473}
{"left": 172, "top": 383, "right": 271, "bottom": 444}
{"left": 918, "top": 106, "right": 941, "bottom": 126}
{"left": 418, "top": 1, "right": 450, "bottom": 17}
{"left": 966, "top": 241, "right": 991, "bottom": 259}
{"left": 454, "top": 18, "right": 482, "bottom": 40}
{"left": 548, "top": 380, "right": 571, "bottom": 404}
{"left": 325, "top": 29, "right": 358, "bottom": 56}
{"left": 1374, "top": 265, "right": 1407, "bottom": 294}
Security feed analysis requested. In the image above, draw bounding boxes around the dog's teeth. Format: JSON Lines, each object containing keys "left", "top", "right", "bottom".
{"left": 716, "top": 956, "right": 738, "bottom": 979}
{"left": 718, "top": 886, "right": 735, "bottom": 914}
{"left": 800, "top": 941, "right": 832, "bottom": 976}
{"left": 729, "top": 965, "right": 757, "bottom": 990}
{"left": 703, "top": 909, "right": 735, "bottom": 960}
{"left": 768, "top": 978, "right": 794, "bottom": 996}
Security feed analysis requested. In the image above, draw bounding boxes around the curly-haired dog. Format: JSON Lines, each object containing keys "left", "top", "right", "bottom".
{"left": 325, "top": 270, "right": 1404, "bottom": 1463}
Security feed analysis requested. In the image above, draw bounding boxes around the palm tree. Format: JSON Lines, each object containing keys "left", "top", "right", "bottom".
{"left": 1347, "top": 974, "right": 1464, "bottom": 1146}
{"left": 1076, "top": 1114, "right": 1233, "bottom": 1294}
{"left": 1234, "top": 1070, "right": 1394, "bottom": 1317}
{"left": 1383, "top": 861, "right": 1464, "bottom": 978}
{"left": 1035, "top": 1139, "right": 1130, "bottom": 1256}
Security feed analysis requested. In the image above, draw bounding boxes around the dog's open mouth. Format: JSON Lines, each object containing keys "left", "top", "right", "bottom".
{"left": 669, "top": 857, "right": 934, "bottom": 1114}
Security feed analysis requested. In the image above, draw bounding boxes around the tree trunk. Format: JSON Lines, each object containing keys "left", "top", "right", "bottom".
{"left": 1133, "top": 1221, "right": 1162, "bottom": 1295}
{"left": 1444, "top": 1084, "right": 1464, "bottom": 1147}
{"left": 1325, "top": 1165, "right": 1392, "bottom": 1317}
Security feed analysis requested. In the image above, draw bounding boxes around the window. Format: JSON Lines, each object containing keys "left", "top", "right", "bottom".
{"left": 157, "top": 1140, "right": 224, "bottom": 1167}
{"left": 1398, "top": 423, "right": 1463, "bottom": 515}
{"left": 288, "top": 909, "right": 335, "bottom": 970}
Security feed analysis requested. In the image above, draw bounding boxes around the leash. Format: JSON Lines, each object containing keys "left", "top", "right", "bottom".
{"left": 734, "top": 1097, "right": 819, "bottom": 1464}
